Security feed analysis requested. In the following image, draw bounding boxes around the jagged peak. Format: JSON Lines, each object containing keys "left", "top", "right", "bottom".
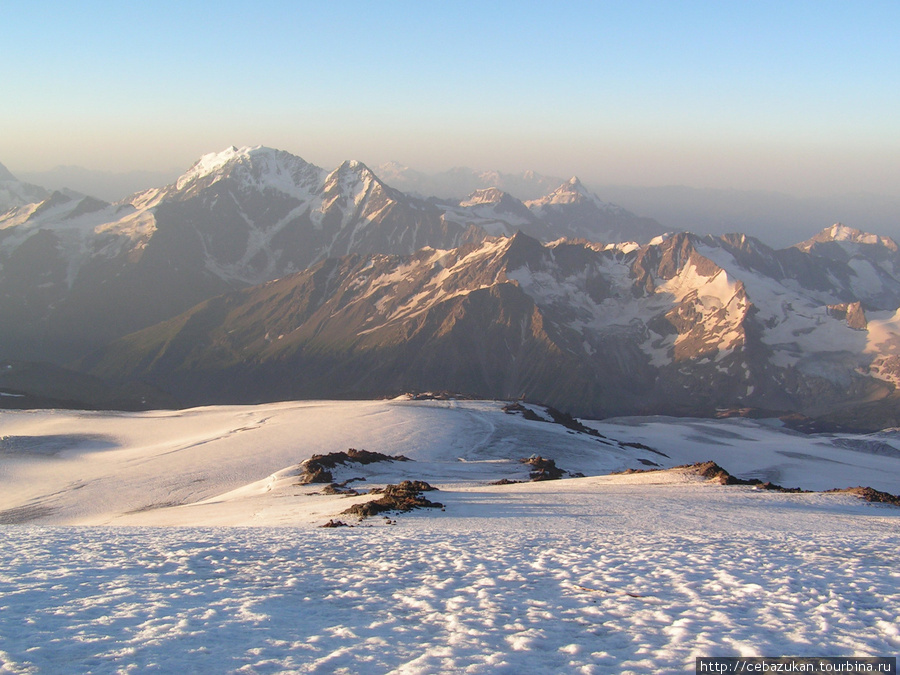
{"left": 40, "top": 190, "right": 75, "bottom": 207}
{"left": 630, "top": 231, "right": 723, "bottom": 289}
{"left": 325, "top": 159, "right": 389, "bottom": 193}
{"left": 476, "top": 169, "right": 502, "bottom": 183}
{"left": 174, "top": 145, "right": 313, "bottom": 191}
{"left": 501, "top": 230, "right": 546, "bottom": 270}
{"left": 558, "top": 176, "right": 590, "bottom": 195}
{"left": 556, "top": 176, "right": 589, "bottom": 197}
{"left": 380, "top": 160, "right": 407, "bottom": 170}
{"left": 508, "top": 229, "right": 539, "bottom": 244}
{"left": 331, "top": 159, "right": 375, "bottom": 176}
{"left": 176, "top": 145, "right": 258, "bottom": 188}
{"left": 25, "top": 190, "right": 76, "bottom": 221}
{"left": 797, "top": 223, "right": 898, "bottom": 252}
{"left": 643, "top": 232, "right": 678, "bottom": 248}
{"left": 64, "top": 195, "right": 110, "bottom": 220}
{"left": 459, "top": 187, "right": 510, "bottom": 207}
{"left": 526, "top": 176, "right": 595, "bottom": 208}
{"left": 376, "top": 160, "right": 411, "bottom": 176}
{"left": 714, "top": 231, "right": 773, "bottom": 254}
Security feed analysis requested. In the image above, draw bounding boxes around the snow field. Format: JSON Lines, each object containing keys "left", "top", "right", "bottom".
{"left": 1, "top": 399, "right": 898, "bottom": 673}
{"left": 3, "top": 400, "right": 899, "bottom": 526}
{"left": 1, "top": 526, "right": 897, "bottom": 675}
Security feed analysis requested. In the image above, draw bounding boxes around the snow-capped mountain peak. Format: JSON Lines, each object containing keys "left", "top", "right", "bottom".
{"left": 459, "top": 187, "right": 509, "bottom": 207}
{"left": 525, "top": 176, "right": 624, "bottom": 213}
{"left": 376, "top": 160, "right": 410, "bottom": 176}
{"left": 169, "top": 145, "right": 325, "bottom": 201}
{"left": 516, "top": 177, "right": 663, "bottom": 243}
{"left": 801, "top": 223, "right": 899, "bottom": 251}
{"left": 324, "top": 159, "right": 387, "bottom": 197}
{"left": 175, "top": 145, "right": 255, "bottom": 189}
{"left": 0, "top": 161, "right": 53, "bottom": 213}
{"left": 533, "top": 176, "right": 591, "bottom": 206}
{"left": 329, "top": 159, "right": 378, "bottom": 180}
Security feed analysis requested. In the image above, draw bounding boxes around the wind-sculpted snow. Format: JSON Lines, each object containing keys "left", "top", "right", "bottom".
{"left": 0, "top": 400, "right": 898, "bottom": 672}
{"left": 1, "top": 399, "right": 899, "bottom": 524}
{"left": 0, "top": 522, "right": 896, "bottom": 672}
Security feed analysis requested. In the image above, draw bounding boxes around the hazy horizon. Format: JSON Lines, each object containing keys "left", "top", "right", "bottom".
{"left": 3, "top": 1, "right": 898, "bottom": 200}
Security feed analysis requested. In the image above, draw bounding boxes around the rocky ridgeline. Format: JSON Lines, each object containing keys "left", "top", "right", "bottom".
{"left": 297, "top": 449, "right": 443, "bottom": 523}
{"left": 616, "top": 461, "right": 900, "bottom": 506}
{"left": 342, "top": 481, "right": 443, "bottom": 519}
{"left": 298, "top": 448, "right": 409, "bottom": 484}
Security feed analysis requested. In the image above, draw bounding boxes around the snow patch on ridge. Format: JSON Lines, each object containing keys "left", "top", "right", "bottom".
{"left": 175, "top": 145, "right": 252, "bottom": 189}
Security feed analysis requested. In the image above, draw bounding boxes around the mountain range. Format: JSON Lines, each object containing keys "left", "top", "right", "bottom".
{"left": 374, "top": 162, "right": 565, "bottom": 201}
{"left": 78, "top": 224, "right": 900, "bottom": 427}
{"left": 3, "top": 146, "right": 900, "bottom": 428}
{"left": 0, "top": 146, "right": 663, "bottom": 363}
{"left": 14, "top": 165, "right": 180, "bottom": 204}
{"left": 377, "top": 163, "right": 900, "bottom": 249}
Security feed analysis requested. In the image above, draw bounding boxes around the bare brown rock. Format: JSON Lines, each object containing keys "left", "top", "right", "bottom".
{"left": 342, "top": 480, "right": 443, "bottom": 519}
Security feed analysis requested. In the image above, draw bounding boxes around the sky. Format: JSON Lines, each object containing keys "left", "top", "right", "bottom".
{"left": 2, "top": 0, "right": 899, "bottom": 197}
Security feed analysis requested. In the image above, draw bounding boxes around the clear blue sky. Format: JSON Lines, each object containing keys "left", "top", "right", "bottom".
{"left": 2, "top": 0, "right": 898, "bottom": 196}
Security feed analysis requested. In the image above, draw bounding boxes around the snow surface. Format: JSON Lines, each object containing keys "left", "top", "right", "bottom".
{"left": 697, "top": 240, "right": 873, "bottom": 371}
{"left": 1, "top": 399, "right": 898, "bottom": 673}
{"left": 176, "top": 145, "right": 254, "bottom": 190}
{"left": 814, "top": 224, "right": 897, "bottom": 250}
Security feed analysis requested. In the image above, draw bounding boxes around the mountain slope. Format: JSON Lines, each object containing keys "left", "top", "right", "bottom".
{"left": 5, "top": 146, "right": 662, "bottom": 366}
{"left": 524, "top": 177, "right": 666, "bottom": 243}
{"left": 434, "top": 179, "right": 666, "bottom": 245}
{"left": 0, "top": 161, "right": 53, "bottom": 213}
{"left": 0, "top": 147, "right": 479, "bottom": 363}
{"left": 374, "top": 163, "right": 565, "bottom": 200}
{"left": 84, "top": 227, "right": 900, "bottom": 425}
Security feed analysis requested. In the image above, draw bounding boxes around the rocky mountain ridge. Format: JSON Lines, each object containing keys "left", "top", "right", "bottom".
{"left": 0, "top": 161, "right": 56, "bottom": 213}
{"left": 82, "top": 227, "right": 900, "bottom": 426}
{"left": 0, "top": 146, "right": 661, "bottom": 363}
{"left": 5, "top": 146, "right": 900, "bottom": 428}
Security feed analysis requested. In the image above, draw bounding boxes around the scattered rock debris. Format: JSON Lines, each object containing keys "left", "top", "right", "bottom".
{"left": 827, "top": 486, "right": 900, "bottom": 506}
{"left": 621, "top": 441, "right": 669, "bottom": 457}
{"left": 320, "top": 519, "right": 351, "bottom": 528}
{"left": 298, "top": 449, "right": 409, "bottom": 484}
{"left": 502, "top": 402, "right": 545, "bottom": 422}
{"left": 342, "top": 480, "right": 443, "bottom": 519}
{"left": 522, "top": 455, "right": 564, "bottom": 481}
{"left": 320, "top": 483, "right": 360, "bottom": 496}
{"left": 685, "top": 461, "right": 803, "bottom": 491}
{"left": 614, "top": 462, "right": 898, "bottom": 506}
{"left": 545, "top": 407, "right": 604, "bottom": 437}
{"left": 503, "top": 402, "right": 606, "bottom": 438}
{"left": 503, "top": 402, "right": 668, "bottom": 459}
{"left": 407, "top": 391, "right": 476, "bottom": 401}
{"left": 367, "top": 479, "right": 436, "bottom": 495}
